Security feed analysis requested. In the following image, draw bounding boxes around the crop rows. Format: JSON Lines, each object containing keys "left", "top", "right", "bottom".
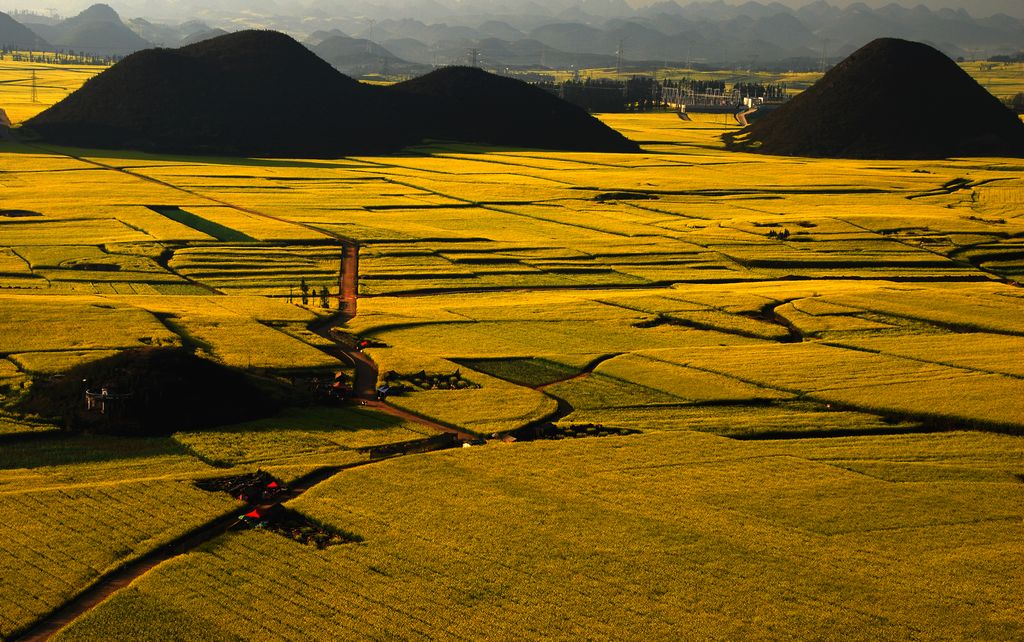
{"left": 58, "top": 429, "right": 1024, "bottom": 640}
{"left": 0, "top": 479, "right": 238, "bottom": 638}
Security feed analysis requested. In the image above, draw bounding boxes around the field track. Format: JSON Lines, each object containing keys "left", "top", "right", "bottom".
{"left": 12, "top": 464, "right": 347, "bottom": 641}
{"left": 12, "top": 432, "right": 471, "bottom": 641}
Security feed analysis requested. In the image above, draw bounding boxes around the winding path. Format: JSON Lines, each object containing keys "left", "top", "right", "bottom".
{"left": 14, "top": 465, "right": 351, "bottom": 641}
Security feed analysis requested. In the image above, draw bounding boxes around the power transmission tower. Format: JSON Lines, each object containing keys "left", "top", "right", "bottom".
{"left": 469, "top": 48, "right": 480, "bottom": 68}
{"left": 819, "top": 39, "right": 830, "bottom": 73}
{"left": 616, "top": 39, "right": 624, "bottom": 77}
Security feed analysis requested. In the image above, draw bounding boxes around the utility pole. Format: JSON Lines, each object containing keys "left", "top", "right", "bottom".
{"left": 31, "top": 69, "right": 37, "bottom": 103}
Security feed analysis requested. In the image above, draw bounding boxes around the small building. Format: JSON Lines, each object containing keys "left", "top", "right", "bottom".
{"left": 84, "top": 385, "right": 134, "bottom": 417}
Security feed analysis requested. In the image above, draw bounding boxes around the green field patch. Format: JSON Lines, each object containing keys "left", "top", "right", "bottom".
{"left": 146, "top": 206, "right": 256, "bottom": 243}
{"left": 545, "top": 372, "right": 683, "bottom": 410}
{"left": 454, "top": 357, "right": 583, "bottom": 387}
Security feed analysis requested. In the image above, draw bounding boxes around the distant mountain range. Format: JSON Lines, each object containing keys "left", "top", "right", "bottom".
{"left": 17, "top": 4, "right": 149, "bottom": 56}
{"left": 5, "top": 1, "right": 1023, "bottom": 70}
{"left": 0, "top": 10, "right": 50, "bottom": 50}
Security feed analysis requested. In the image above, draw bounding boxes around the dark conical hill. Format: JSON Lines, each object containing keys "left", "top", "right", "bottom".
{"left": 25, "top": 30, "right": 420, "bottom": 157}
{"left": 724, "top": 38, "right": 1024, "bottom": 159}
{"left": 391, "top": 66, "right": 640, "bottom": 153}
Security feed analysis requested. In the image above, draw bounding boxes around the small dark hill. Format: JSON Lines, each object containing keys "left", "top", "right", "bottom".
{"left": 0, "top": 11, "right": 51, "bottom": 50}
{"left": 18, "top": 347, "right": 285, "bottom": 436}
{"left": 725, "top": 38, "right": 1024, "bottom": 159}
{"left": 25, "top": 30, "right": 420, "bottom": 157}
{"left": 390, "top": 66, "right": 640, "bottom": 152}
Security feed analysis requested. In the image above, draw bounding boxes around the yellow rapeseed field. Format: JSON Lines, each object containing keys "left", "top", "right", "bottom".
{"left": 0, "top": 56, "right": 1022, "bottom": 639}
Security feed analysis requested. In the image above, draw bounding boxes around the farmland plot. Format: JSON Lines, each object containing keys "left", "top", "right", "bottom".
{"left": 56, "top": 431, "right": 1024, "bottom": 641}
{"left": 0, "top": 78, "right": 1022, "bottom": 639}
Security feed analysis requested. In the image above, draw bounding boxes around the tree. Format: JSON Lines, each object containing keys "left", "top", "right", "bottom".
{"left": 319, "top": 286, "right": 330, "bottom": 309}
{"left": 299, "top": 278, "right": 309, "bottom": 306}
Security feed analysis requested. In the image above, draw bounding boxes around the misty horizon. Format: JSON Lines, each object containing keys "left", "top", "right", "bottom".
{"left": 2, "top": 0, "right": 1023, "bottom": 20}
{"left": 2, "top": 0, "right": 1021, "bottom": 69}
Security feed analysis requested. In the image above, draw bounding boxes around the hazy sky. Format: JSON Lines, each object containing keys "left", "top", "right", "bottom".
{"left": 3, "top": 0, "right": 1022, "bottom": 19}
